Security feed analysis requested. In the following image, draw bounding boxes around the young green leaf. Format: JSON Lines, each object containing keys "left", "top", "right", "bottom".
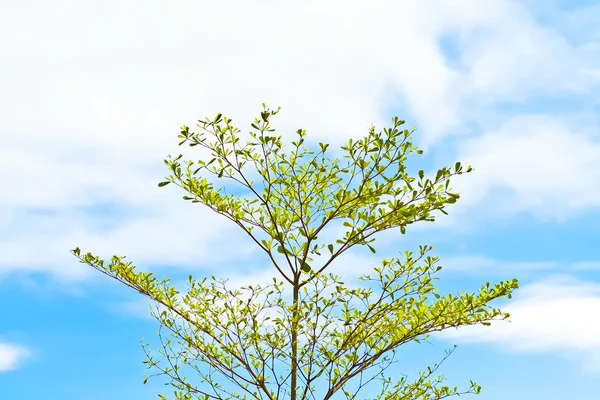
{"left": 71, "top": 104, "right": 514, "bottom": 400}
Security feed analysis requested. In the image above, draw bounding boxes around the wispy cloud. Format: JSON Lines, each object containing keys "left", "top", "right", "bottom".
{"left": 440, "top": 255, "right": 556, "bottom": 276}
{"left": 415, "top": 114, "right": 600, "bottom": 232}
{"left": 0, "top": 0, "right": 598, "bottom": 281}
{"left": 0, "top": 343, "right": 30, "bottom": 372}
{"left": 441, "top": 275, "right": 600, "bottom": 374}
{"left": 572, "top": 261, "right": 600, "bottom": 271}
{"left": 455, "top": 115, "right": 600, "bottom": 221}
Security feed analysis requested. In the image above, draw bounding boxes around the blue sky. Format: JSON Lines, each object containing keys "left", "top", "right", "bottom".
{"left": 1, "top": 0, "right": 600, "bottom": 399}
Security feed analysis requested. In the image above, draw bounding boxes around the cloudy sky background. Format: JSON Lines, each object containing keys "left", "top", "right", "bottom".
{"left": 1, "top": 0, "right": 599, "bottom": 399}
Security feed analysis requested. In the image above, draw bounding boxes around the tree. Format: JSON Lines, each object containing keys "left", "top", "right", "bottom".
{"left": 72, "top": 104, "right": 519, "bottom": 400}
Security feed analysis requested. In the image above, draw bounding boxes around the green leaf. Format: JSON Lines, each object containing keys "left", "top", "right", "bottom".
{"left": 300, "top": 260, "right": 311, "bottom": 273}
{"left": 73, "top": 106, "right": 519, "bottom": 400}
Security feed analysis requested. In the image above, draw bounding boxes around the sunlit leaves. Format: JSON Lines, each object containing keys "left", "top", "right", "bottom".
{"left": 71, "top": 243, "right": 518, "bottom": 400}
{"left": 72, "top": 104, "right": 517, "bottom": 400}
{"left": 156, "top": 104, "right": 475, "bottom": 281}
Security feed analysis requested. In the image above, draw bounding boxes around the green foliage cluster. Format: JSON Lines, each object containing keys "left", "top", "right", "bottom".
{"left": 72, "top": 104, "right": 518, "bottom": 400}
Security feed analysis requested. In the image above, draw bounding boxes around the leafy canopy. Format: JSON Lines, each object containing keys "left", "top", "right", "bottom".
{"left": 72, "top": 104, "right": 518, "bottom": 400}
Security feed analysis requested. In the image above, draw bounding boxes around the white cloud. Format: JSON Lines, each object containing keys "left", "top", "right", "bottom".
{"left": 0, "top": 343, "right": 30, "bottom": 372}
{"left": 441, "top": 275, "right": 600, "bottom": 374}
{"left": 0, "top": 195, "right": 253, "bottom": 279}
{"left": 573, "top": 261, "right": 600, "bottom": 271}
{"left": 2, "top": 0, "right": 596, "bottom": 150}
{"left": 451, "top": 114, "right": 600, "bottom": 222}
{"left": 1, "top": 0, "right": 599, "bottom": 278}
{"left": 440, "top": 255, "right": 556, "bottom": 276}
